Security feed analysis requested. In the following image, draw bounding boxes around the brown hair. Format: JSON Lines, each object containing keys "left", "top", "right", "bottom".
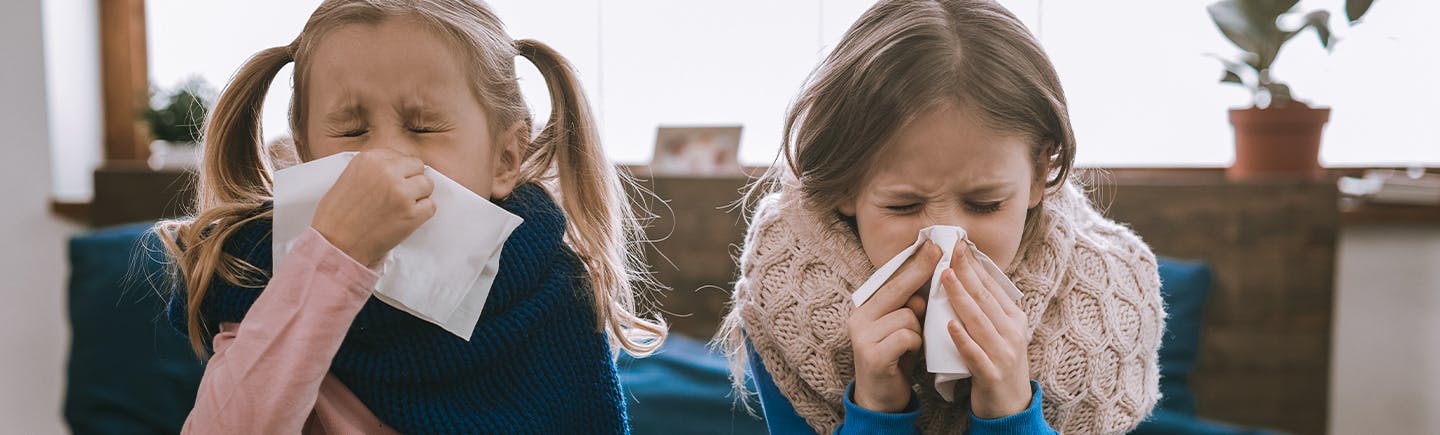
{"left": 157, "top": 0, "right": 665, "bottom": 358}
{"left": 749, "top": 0, "right": 1075, "bottom": 212}
{"left": 721, "top": 0, "right": 1076, "bottom": 401}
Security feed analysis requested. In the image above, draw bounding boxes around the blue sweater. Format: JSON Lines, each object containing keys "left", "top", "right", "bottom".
{"left": 168, "top": 184, "right": 630, "bottom": 434}
{"left": 748, "top": 347, "right": 1056, "bottom": 434}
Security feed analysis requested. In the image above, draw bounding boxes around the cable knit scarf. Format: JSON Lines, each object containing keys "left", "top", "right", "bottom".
{"left": 720, "top": 181, "right": 1164, "bottom": 434}
{"left": 168, "top": 184, "right": 629, "bottom": 434}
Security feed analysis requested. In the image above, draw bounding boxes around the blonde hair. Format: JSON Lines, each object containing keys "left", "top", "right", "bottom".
{"left": 157, "top": 0, "right": 665, "bottom": 358}
{"left": 747, "top": 0, "right": 1075, "bottom": 212}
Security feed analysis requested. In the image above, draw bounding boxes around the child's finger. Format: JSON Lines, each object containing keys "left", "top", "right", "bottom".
{"left": 954, "top": 249, "right": 1017, "bottom": 339}
{"left": 965, "top": 246, "right": 1025, "bottom": 319}
{"left": 905, "top": 293, "right": 927, "bottom": 320}
{"left": 942, "top": 268, "right": 1003, "bottom": 350}
{"left": 403, "top": 172, "right": 435, "bottom": 201}
{"left": 876, "top": 327, "right": 923, "bottom": 364}
{"left": 412, "top": 197, "right": 437, "bottom": 221}
{"left": 948, "top": 319, "right": 996, "bottom": 378}
{"left": 862, "top": 241, "right": 942, "bottom": 319}
{"left": 874, "top": 307, "right": 922, "bottom": 337}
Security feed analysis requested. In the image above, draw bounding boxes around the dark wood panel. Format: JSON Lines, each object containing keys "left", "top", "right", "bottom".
{"left": 91, "top": 163, "right": 194, "bottom": 227}
{"left": 1071, "top": 171, "right": 1336, "bottom": 435}
{"left": 627, "top": 176, "right": 751, "bottom": 341}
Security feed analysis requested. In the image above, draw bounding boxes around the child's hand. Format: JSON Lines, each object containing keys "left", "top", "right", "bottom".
{"left": 311, "top": 149, "right": 436, "bottom": 268}
{"left": 940, "top": 241, "right": 1032, "bottom": 419}
{"left": 848, "top": 241, "right": 938, "bottom": 413}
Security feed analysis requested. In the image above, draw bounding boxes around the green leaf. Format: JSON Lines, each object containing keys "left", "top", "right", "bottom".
{"left": 1207, "top": 53, "right": 1258, "bottom": 89}
{"left": 1284, "top": 10, "right": 1334, "bottom": 50}
{"left": 1208, "top": 0, "right": 1298, "bottom": 71}
{"left": 1208, "top": 1, "right": 1266, "bottom": 56}
{"left": 1346, "top": 0, "right": 1375, "bottom": 23}
{"left": 1221, "top": 70, "right": 1245, "bottom": 84}
{"left": 142, "top": 79, "right": 213, "bottom": 144}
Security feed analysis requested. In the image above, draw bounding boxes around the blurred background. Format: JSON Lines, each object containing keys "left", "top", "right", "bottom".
{"left": 2, "top": 0, "right": 1436, "bottom": 434}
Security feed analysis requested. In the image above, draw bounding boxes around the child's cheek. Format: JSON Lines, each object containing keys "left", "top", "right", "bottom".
{"left": 965, "top": 214, "right": 1026, "bottom": 268}
{"left": 855, "top": 206, "right": 930, "bottom": 268}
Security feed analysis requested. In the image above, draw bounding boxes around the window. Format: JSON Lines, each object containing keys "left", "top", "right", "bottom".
{"left": 144, "top": 0, "right": 1438, "bottom": 168}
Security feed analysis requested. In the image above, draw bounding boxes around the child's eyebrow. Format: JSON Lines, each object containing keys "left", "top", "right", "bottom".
{"left": 874, "top": 185, "right": 930, "bottom": 200}
{"left": 324, "top": 102, "right": 366, "bottom": 124}
{"left": 874, "top": 181, "right": 1014, "bottom": 200}
{"left": 397, "top": 100, "right": 448, "bottom": 124}
{"left": 962, "top": 182, "right": 1014, "bottom": 196}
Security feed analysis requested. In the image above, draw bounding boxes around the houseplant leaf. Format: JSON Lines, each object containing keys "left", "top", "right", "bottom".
{"left": 1207, "top": 53, "right": 1259, "bottom": 88}
{"left": 142, "top": 80, "right": 212, "bottom": 144}
{"left": 1346, "top": 0, "right": 1375, "bottom": 23}
{"left": 1208, "top": 0, "right": 1299, "bottom": 70}
{"left": 1221, "top": 70, "right": 1245, "bottom": 84}
{"left": 1284, "top": 10, "right": 1335, "bottom": 50}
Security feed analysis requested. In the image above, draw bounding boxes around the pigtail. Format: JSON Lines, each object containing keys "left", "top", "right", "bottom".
{"left": 515, "top": 39, "right": 667, "bottom": 357}
{"left": 156, "top": 43, "right": 294, "bottom": 358}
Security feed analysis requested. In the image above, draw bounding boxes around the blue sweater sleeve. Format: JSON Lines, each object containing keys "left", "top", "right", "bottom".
{"left": 748, "top": 346, "right": 920, "bottom": 434}
{"left": 966, "top": 380, "right": 1057, "bottom": 435}
{"left": 747, "top": 345, "right": 1056, "bottom": 435}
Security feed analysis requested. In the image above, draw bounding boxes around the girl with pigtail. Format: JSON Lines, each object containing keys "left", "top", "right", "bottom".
{"left": 157, "top": 1, "right": 665, "bottom": 433}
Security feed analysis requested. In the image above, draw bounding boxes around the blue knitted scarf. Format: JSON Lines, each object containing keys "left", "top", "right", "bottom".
{"left": 167, "top": 184, "right": 629, "bottom": 434}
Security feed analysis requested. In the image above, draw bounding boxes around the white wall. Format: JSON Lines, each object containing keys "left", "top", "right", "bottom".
{"left": 41, "top": 0, "right": 102, "bottom": 202}
{"left": 1331, "top": 225, "right": 1440, "bottom": 434}
{"left": 0, "top": 0, "right": 81, "bottom": 433}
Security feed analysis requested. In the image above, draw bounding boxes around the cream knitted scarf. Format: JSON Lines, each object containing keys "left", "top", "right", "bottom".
{"left": 719, "top": 181, "right": 1164, "bottom": 434}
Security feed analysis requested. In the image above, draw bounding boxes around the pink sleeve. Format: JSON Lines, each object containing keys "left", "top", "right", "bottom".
{"left": 181, "top": 228, "right": 379, "bottom": 434}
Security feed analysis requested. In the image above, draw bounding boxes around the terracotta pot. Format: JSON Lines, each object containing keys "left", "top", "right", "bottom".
{"left": 1227, "top": 104, "right": 1330, "bottom": 180}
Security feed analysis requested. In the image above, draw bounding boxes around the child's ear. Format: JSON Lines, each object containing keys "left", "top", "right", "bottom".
{"left": 1028, "top": 177, "right": 1045, "bottom": 209}
{"left": 489, "top": 122, "right": 527, "bottom": 199}
{"left": 1028, "top": 160, "right": 1048, "bottom": 209}
{"left": 837, "top": 197, "right": 858, "bottom": 217}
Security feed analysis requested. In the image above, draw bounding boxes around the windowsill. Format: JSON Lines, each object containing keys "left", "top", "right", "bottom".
{"left": 50, "top": 200, "right": 91, "bottom": 224}
{"left": 57, "top": 164, "right": 1437, "bottom": 227}
{"left": 52, "top": 162, "right": 195, "bottom": 227}
{"left": 1340, "top": 200, "right": 1440, "bottom": 226}
{"left": 624, "top": 165, "right": 1440, "bottom": 227}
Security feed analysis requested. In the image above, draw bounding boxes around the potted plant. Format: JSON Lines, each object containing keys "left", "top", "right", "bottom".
{"left": 141, "top": 78, "right": 212, "bottom": 170}
{"left": 1208, "top": 0, "right": 1374, "bottom": 180}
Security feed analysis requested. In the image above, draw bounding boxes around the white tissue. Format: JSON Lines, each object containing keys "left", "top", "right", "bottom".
{"left": 851, "top": 225, "right": 1023, "bottom": 401}
{"left": 272, "top": 152, "right": 523, "bottom": 340}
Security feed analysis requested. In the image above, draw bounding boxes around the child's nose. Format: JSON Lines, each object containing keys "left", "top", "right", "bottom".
{"left": 924, "top": 207, "right": 975, "bottom": 230}
{"left": 367, "top": 130, "right": 421, "bottom": 157}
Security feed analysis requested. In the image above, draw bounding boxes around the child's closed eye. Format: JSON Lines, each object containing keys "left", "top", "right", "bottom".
{"left": 885, "top": 203, "right": 922, "bottom": 214}
{"left": 407, "top": 124, "right": 450, "bottom": 134}
{"left": 964, "top": 200, "right": 1003, "bottom": 214}
{"left": 333, "top": 128, "right": 368, "bottom": 138}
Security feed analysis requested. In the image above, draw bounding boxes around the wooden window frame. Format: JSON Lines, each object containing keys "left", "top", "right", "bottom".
{"left": 100, "top": 0, "right": 150, "bottom": 163}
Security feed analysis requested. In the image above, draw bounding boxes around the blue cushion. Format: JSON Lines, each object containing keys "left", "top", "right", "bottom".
{"left": 1131, "top": 409, "right": 1273, "bottom": 435}
{"left": 1153, "top": 257, "right": 1212, "bottom": 417}
{"left": 618, "top": 335, "right": 767, "bottom": 435}
{"left": 65, "top": 223, "right": 202, "bottom": 434}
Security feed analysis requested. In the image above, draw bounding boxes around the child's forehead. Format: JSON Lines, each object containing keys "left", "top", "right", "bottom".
{"left": 304, "top": 19, "right": 472, "bottom": 86}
